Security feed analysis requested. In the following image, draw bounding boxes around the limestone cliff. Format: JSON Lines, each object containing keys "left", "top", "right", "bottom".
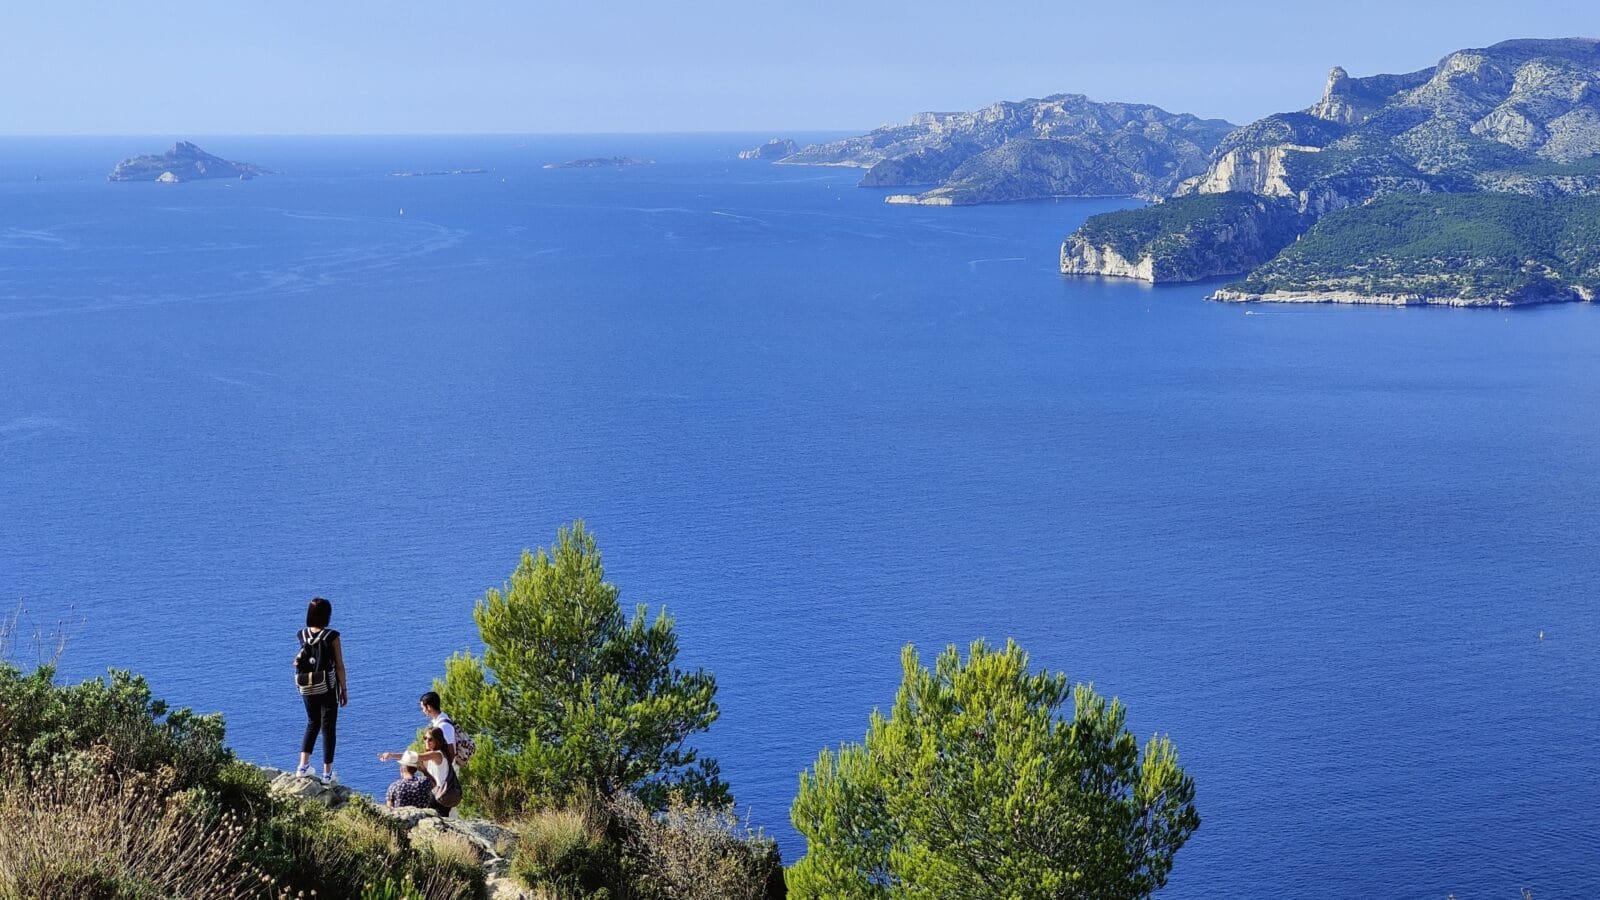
{"left": 739, "top": 138, "right": 798, "bottom": 160}
{"left": 1064, "top": 38, "right": 1600, "bottom": 298}
{"left": 1060, "top": 194, "right": 1307, "bottom": 283}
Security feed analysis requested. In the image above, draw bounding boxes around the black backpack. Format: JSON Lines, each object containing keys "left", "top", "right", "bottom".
{"left": 294, "top": 628, "right": 336, "bottom": 696}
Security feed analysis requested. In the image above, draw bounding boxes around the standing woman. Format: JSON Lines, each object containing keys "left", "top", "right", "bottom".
{"left": 295, "top": 596, "right": 347, "bottom": 784}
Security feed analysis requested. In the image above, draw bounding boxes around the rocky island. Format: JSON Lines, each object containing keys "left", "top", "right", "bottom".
{"left": 1060, "top": 38, "right": 1600, "bottom": 306}
{"left": 543, "top": 156, "right": 655, "bottom": 169}
{"left": 108, "top": 141, "right": 273, "bottom": 182}
{"left": 739, "top": 138, "right": 797, "bottom": 160}
{"left": 782, "top": 95, "right": 1236, "bottom": 204}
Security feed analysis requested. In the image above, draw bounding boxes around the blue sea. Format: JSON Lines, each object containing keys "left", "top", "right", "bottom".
{"left": 1, "top": 135, "right": 1597, "bottom": 898}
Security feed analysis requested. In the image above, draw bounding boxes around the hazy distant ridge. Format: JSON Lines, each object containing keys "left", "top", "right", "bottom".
{"left": 780, "top": 95, "right": 1236, "bottom": 205}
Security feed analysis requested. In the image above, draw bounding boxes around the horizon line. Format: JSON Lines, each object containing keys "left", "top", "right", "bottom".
{"left": 0, "top": 129, "right": 866, "bottom": 139}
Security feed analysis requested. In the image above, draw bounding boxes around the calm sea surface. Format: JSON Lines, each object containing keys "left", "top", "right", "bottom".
{"left": 1, "top": 135, "right": 1597, "bottom": 898}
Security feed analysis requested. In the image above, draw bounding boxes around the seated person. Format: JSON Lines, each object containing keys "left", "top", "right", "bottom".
{"left": 384, "top": 750, "right": 436, "bottom": 809}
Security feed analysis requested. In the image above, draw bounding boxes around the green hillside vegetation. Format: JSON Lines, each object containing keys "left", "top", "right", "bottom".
{"left": 1226, "top": 193, "right": 1600, "bottom": 302}
{"left": 0, "top": 522, "right": 1201, "bottom": 899}
{"left": 1075, "top": 193, "right": 1294, "bottom": 260}
{"left": 1070, "top": 193, "right": 1308, "bottom": 281}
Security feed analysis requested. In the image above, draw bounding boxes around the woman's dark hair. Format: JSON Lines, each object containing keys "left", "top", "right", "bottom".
{"left": 419, "top": 691, "right": 442, "bottom": 712}
{"left": 426, "top": 726, "right": 454, "bottom": 763}
{"left": 305, "top": 597, "right": 332, "bottom": 628}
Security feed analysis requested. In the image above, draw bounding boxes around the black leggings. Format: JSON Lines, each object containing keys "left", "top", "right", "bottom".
{"left": 300, "top": 691, "right": 338, "bottom": 765}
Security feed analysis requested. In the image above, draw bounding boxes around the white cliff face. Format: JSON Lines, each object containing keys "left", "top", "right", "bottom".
{"left": 1178, "top": 144, "right": 1319, "bottom": 198}
{"left": 1059, "top": 238, "right": 1156, "bottom": 280}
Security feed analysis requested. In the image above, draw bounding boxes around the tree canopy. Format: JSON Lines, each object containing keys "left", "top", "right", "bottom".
{"left": 789, "top": 639, "right": 1199, "bottom": 900}
{"left": 438, "top": 522, "right": 726, "bottom": 818}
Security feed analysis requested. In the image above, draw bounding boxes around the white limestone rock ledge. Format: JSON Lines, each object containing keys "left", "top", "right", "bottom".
{"left": 1059, "top": 239, "right": 1156, "bottom": 281}
{"left": 261, "top": 766, "right": 532, "bottom": 900}
{"left": 1209, "top": 286, "right": 1595, "bottom": 307}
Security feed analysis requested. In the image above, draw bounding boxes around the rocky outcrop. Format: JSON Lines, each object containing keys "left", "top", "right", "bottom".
{"left": 109, "top": 142, "right": 273, "bottom": 182}
{"left": 782, "top": 94, "right": 1235, "bottom": 203}
{"left": 263, "top": 767, "right": 531, "bottom": 900}
{"left": 1060, "top": 194, "right": 1308, "bottom": 283}
{"left": 739, "top": 138, "right": 798, "bottom": 160}
{"left": 1178, "top": 143, "right": 1323, "bottom": 197}
{"left": 1474, "top": 169, "right": 1600, "bottom": 196}
{"left": 1059, "top": 240, "right": 1155, "bottom": 280}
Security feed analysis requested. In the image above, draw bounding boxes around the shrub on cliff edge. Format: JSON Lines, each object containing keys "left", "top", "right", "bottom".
{"left": 789, "top": 639, "right": 1199, "bottom": 899}
{"left": 438, "top": 522, "right": 726, "bottom": 819}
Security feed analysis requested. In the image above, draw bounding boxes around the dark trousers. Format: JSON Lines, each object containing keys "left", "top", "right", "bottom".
{"left": 300, "top": 690, "right": 338, "bottom": 765}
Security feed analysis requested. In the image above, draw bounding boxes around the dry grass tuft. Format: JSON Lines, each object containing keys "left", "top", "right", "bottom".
{"left": 0, "top": 768, "right": 272, "bottom": 899}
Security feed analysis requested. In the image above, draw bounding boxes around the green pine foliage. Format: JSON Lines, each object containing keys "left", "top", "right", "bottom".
{"left": 1073, "top": 193, "right": 1307, "bottom": 273}
{"left": 788, "top": 640, "right": 1198, "bottom": 900}
{"left": 0, "top": 660, "right": 483, "bottom": 899}
{"left": 1228, "top": 192, "right": 1600, "bottom": 301}
{"left": 439, "top": 522, "right": 727, "bottom": 820}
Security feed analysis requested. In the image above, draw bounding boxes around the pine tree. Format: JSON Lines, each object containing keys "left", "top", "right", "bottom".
{"left": 438, "top": 522, "right": 726, "bottom": 818}
{"left": 789, "top": 639, "right": 1199, "bottom": 899}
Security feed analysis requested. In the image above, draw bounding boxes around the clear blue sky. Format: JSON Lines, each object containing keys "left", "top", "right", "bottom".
{"left": 3, "top": 1, "right": 1597, "bottom": 134}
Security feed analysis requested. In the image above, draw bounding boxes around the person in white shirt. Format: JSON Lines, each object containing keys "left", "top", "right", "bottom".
{"left": 419, "top": 690, "right": 457, "bottom": 750}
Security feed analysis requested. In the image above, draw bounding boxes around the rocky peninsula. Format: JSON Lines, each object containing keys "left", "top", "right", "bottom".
{"left": 739, "top": 138, "right": 798, "bottom": 160}
{"left": 782, "top": 95, "right": 1235, "bottom": 204}
{"left": 1060, "top": 38, "right": 1600, "bottom": 306}
{"left": 108, "top": 141, "right": 273, "bottom": 182}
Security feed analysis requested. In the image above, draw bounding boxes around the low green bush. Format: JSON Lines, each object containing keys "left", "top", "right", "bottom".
{"left": 512, "top": 804, "right": 618, "bottom": 898}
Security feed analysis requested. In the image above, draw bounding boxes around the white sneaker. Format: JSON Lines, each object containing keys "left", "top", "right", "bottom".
{"left": 322, "top": 770, "right": 338, "bottom": 787}
{"left": 294, "top": 764, "right": 313, "bottom": 779}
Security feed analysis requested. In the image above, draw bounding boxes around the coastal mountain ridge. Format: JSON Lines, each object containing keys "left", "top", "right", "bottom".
{"left": 780, "top": 94, "right": 1236, "bottom": 204}
{"left": 1061, "top": 37, "right": 1600, "bottom": 305}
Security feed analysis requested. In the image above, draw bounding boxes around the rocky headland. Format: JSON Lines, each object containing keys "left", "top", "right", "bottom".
{"left": 1059, "top": 38, "right": 1600, "bottom": 306}
{"left": 543, "top": 156, "right": 655, "bottom": 169}
{"left": 108, "top": 141, "right": 273, "bottom": 182}
{"left": 782, "top": 95, "right": 1236, "bottom": 204}
{"left": 739, "top": 138, "right": 798, "bottom": 160}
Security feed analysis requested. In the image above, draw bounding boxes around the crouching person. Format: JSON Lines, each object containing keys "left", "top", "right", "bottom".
{"left": 379, "top": 727, "right": 461, "bottom": 816}
{"left": 384, "top": 750, "right": 436, "bottom": 810}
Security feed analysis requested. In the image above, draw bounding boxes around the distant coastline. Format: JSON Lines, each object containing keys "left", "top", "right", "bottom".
{"left": 543, "top": 156, "right": 654, "bottom": 170}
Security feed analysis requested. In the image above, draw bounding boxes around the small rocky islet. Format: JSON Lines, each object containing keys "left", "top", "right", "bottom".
{"left": 108, "top": 141, "right": 273, "bottom": 182}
